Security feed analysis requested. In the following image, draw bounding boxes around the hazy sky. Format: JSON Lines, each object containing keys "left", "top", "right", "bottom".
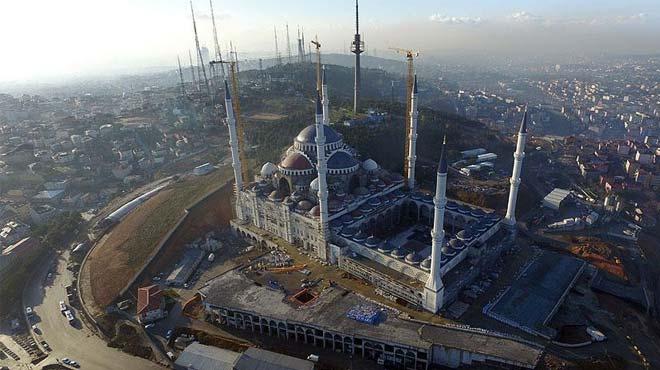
{"left": 1, "top": 0, "right": 659, "bottom": 83}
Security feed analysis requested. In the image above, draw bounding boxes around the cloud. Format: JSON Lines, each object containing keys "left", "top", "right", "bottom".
{"left": 429, "top": 14, "right": 483, "bottom": 25}
{"left": 615, "top": 13, "right": 648, "bottom": 24}
{"left": 508, "top": 11, "right": 543, "bottom": 23}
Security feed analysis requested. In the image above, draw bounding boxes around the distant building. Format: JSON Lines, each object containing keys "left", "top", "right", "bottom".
{"left": 29, "top": 204, "right": 58, "bottom": 225}
{"left": 542, "top": 188, "right": 571, "bottom": 211}
{"left": 0, "top": 221, "right": 30, "bottom": 246}
{"left": 136, "top": 285, "right": 165, "bottom": 323}
{"left": 193, "top": 163, "right": 215, "bottom": 176}
{"left": 174, "top": 342, "right": 315, "bottom": 370}
{"left": 0, "top": 237, "right": 40, "bottom": 279}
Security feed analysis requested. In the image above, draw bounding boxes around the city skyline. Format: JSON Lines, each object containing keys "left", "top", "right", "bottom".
{"left": 1, "top": 0, "right": 659, "bottom": 83}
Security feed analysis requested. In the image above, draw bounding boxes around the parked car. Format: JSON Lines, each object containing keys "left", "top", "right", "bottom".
{"left": 166, "top": 329, "right": 173, "bottom": 340}
{"left": 144, "top": 323, "right": 155, "bottom": 329}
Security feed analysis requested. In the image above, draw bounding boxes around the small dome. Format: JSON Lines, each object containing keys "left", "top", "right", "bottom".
{"left": 362, "top": 158, "right": 379, "bottom": 172}
{"left": 261, "top": 162, "right": 278, "bottom": 177}
{"left": 327, "top": 151, "right": 358, "bottom": 170}
{"left": 353, "top": 230, "right": 368, "bottom": 242}
{"left": 378, "top": 242, "right": 395, "bottom": 253}
{"left": 340, "top": 227, "right": 357, "bottom": 237}
{"left": 456, "top": 229, "right": 473, "bottom": 241}
{"left": 296, "top": 124, "right": 342, "bottom": 144}
{"left": 310, "top": 177, "right": 320, "bottom": 191}
{"left": 309, "top": 205, "right": 320, "bottom": 217}
{"left": 448, "top": 238, "right": 463, "bottom": 250}
{"left": 296, "top": 200, "right": 314, "bottom": 211}
{"left": 405, "top": 253, "right": 422, "bottom": 264}
{"left": 420, "top": 258, "right": 431, "bottom": 270}
{"left": 365, "top": 236, "right": 380, "bottom": 247}
{"left": 280, "top": 152, "right": 313, "bottom": 171}
{"left": 391, "top": 247, "right": 407, "bottom": 259}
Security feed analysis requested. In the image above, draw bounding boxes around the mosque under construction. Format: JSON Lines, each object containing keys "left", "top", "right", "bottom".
{"left": 224, "top": 68, "right": 529, "bottom": 314}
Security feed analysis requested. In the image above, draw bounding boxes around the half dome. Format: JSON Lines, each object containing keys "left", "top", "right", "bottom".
{"left": 280, "top": 152, "right": 313, "bottom": 171}
{"left": 327, "top": 151, "right": 359, "bottom": 170}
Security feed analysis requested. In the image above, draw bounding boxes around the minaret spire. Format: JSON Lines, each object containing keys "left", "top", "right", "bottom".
{"left": 314, "top": 90, "right": 329, "bottom": 260}
{"left": 424, "top": 135, "right": 447, "bottom": 313}
{"left": 504, "top": 107, "right": 528, "bottom": 230}
{"left": 223, "top": 79, "right": 244, "bottom": 220}
{"left": 321, "top": 66, "right": 329, "bottom": 125}
{"left": 406, "top": 74, "right": 419, "bottom": 189}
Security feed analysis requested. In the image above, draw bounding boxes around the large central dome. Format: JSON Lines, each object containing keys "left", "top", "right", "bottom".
{"left": 295, "top": 125, "right": 342, "bottom": 145}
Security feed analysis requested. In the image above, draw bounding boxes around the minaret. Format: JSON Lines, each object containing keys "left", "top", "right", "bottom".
{"left": 224, "top": 80, "right": 244, "bottom": 220}
{"left": 424, "top": 136, "right": 447, "bottom": 313}
{"left": 351, "top": 0, "right": 363, "bottom": 113}
{"left": 406, "top": 75, "right": 419, "bottom": 189}
{"left": 321, "top": 66, "right": 329, "bottom": 125}
{"left": 504, "top": 108, "right": 528, "bottom": 228}
{"left": 314, "top": 91, "right": 329, "bottom": 260}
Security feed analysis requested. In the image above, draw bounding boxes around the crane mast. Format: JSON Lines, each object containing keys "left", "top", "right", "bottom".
{"left": 209, "top": 0, "right": 225, "bottom": 79}
{"left": 222, "top": 61, "right": 249, "bottom": 183}
{"left": 188, "top": 49, "right": 198, "bottom": 91}
{"left": 390, "top": 47, "right": 419, "bottom": 181}
{"left": 311, "top": 37, "right": 322, "bottom": 92}
{"left": 190, "top": 1, "right": 211, "bottom": 97}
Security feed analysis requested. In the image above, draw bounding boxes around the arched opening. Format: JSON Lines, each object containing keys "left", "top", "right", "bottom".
{"left": 278, "top": 177, "right": 291, "bottom": 196}
{"left": 348, "top": 174, "right": 360, "bottom": 192}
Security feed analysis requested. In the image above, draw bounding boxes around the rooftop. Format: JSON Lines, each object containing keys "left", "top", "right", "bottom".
{"left": 200, "top": 270, "right": 543, "bottom": 368}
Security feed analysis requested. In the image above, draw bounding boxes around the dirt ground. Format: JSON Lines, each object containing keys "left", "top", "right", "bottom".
{"left": 81, "top": 169, "right": 231, "bottom": 312}
{"left": 85, "top": 188, "right": 174, "bottom": 309}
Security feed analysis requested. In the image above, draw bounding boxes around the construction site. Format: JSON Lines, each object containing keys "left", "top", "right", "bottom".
{"left": 58, "top": 2, "right": 660, "bottom": 370}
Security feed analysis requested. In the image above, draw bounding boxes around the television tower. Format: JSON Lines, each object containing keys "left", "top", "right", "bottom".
{"left": 351, "top": 0, "right": 364, "bottom": 113}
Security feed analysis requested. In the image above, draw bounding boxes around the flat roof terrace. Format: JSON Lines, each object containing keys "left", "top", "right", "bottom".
{"left": 200, "top": 269, "right": 544, "bottom": 368}
{"left": 485, "top": 250, "right": 586, "bottom": 338}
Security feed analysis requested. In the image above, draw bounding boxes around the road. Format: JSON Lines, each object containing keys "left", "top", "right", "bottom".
{"left": 24, "top": 250, "right": 163, "bottom": 370}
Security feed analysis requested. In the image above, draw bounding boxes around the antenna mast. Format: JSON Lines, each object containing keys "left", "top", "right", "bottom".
{"left": 209, "top": 0, "right": 225, "bottom": 79}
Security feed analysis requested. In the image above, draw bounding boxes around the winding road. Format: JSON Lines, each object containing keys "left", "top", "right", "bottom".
{"left": 23, "top": 250, "right": 162, "bottom": 370}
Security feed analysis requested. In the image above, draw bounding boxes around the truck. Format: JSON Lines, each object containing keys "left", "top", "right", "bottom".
{"left": 59, "top": 301, "right": 67, "bottom": 313}
{"left": 64, "top": 310, "right": 75, "bottom": 325}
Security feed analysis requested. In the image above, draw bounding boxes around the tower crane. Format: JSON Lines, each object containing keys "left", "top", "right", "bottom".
{"left": 310, "top": 37, "right": 322, "bottom": 92}
{"left": 389, "top": 47, "right": 419, "bottom": 181}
